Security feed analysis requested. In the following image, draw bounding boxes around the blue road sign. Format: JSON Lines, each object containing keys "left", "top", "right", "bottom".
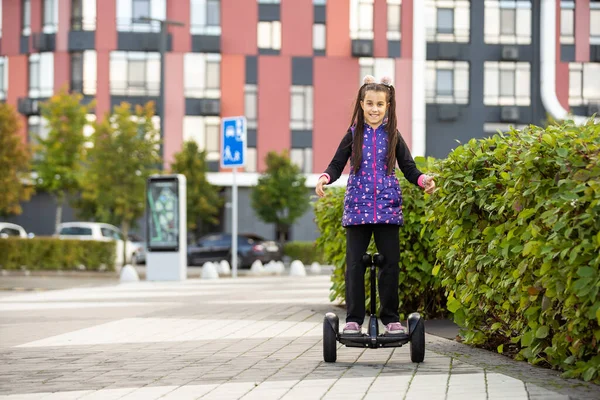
{"left": 221, "top": 116, "right": 247, "bottom": 168}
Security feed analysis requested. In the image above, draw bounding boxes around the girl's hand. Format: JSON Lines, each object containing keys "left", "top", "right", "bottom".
{"left": 423, "top": 176, "right": 436, "bottom": 194}
{"left": 315, "top": 176, "right": 328, "bottom": 197}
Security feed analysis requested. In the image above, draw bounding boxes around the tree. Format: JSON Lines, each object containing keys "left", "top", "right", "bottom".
{"left": 35, "top": 89, "right": 93, "bottom": 232}
{"left": 0, "top": 103, "right": 33, "bottom": 217}
{"left": 79, "top": 102, "right": 160, "bottom": 264}
{"left": 170, "top": 140, "right": 223, "bottom": 239}
{"left": 251, "top": 150, "right": 310, "bottom": 243}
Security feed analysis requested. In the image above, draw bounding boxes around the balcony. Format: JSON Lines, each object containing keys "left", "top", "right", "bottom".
{"left": 32, "top": 33, "right": 56, "bottom": 52}
{"left": 18, "top": 97, "right": 41, "bottom": 116}
{"left": 116, "top": 19, "right": 172, "bottom": 52}
{"left": 351, "top": 40, "right": 373, "bottom": 58}
{"left": 185, "top": 98, "right": 221, "bottom": 116}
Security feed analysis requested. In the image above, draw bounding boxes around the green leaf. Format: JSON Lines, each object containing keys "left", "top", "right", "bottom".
{"left": 497, "top": 344, "right": 504, "bottom": 354}
{"left": 577, "top": 266, "right": 596, "bottom": 278}
{"left": 582, "top": 367, "right": 597, "bottom": 382}
{"left": 535, "top": 326, "right": 549, "bottom": 339}
{"left": 447, "top": 298, "right": 462, "bottom": 314}
{"left": 521, "top": 330, "right": 534, "bottom": 347}
{"left": 556, "top": 148, "right": 569, "bottom": 158}
{"left": 596, "top": 307, "right": 600, "bottom": 325}
{"left": 432, "top": 264, "right": 441, "bottom": 276}
{"left": 572, "top": 169, "right": 591, "bottom": 182}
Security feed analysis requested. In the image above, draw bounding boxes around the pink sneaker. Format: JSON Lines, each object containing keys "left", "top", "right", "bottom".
{"left": 343, "top": 322, "right": 361, "bottom": 334}
{"left": 385, "top": 322, "right": 406, "bottom": 335}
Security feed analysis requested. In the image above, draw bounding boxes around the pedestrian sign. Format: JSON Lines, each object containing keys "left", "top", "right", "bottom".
{"left": 221, "top": 116, "right": 246, "bottom": 168}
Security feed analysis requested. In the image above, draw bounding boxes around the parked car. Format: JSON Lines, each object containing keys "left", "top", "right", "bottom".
{"left": 0, "top": 222, "right": 29, "bottom": 238}
{"left": 127, "top": 233, "right": 146, "bottom": 265}
{"left": 187, "top": 233, "right": 283, "bottom": 268}
{"left": 56, "top": 222, "right": 141, "bottom": 266}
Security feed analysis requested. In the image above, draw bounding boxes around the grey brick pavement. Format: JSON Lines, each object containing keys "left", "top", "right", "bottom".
{"left": 0, "top": 275, "right": 598, "bottom": 399}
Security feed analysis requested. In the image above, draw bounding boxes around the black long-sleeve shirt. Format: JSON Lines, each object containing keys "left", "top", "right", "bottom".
{"left": 322, "top": 128, "right": 424, "bottom": 186}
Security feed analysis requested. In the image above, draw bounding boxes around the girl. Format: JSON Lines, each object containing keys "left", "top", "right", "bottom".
{"left": 315, "top": 75, "right": 436, "bottom": 335}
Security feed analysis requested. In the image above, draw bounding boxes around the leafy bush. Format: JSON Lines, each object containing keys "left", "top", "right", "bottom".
{"left": 283, "top": 241, "right": 325, "bottom": 265}
{"left": 314, "top": 158, "right": 446, "bottom": 319}
{"left": 0, "top": 237, "right": 116, "bottom": 271}
{"left": 429, "top": 121, "right": 600, "bottom": 382}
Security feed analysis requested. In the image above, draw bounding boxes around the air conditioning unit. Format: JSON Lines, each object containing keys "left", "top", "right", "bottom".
{"left": 587, "top": 102, "right": 600, "bottom": 116}
{"left": 500, "top": 106, "right": 520, "bottom": 122}
{"left": 17, "top": 98, "right": 40, "bottom": 116}
{"left": 501, "top": 45, "right": 519, "bottom": 61}
{"left": 200, "top": 99, "right": 220, "bottom": 116}
{"left": 351, "top": 40, "right": 373, "bottom": 57}
{"left": 33, "top": 33, "right": 55, "bottom": 52}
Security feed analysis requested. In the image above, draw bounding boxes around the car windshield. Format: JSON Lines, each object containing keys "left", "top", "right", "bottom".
{"left": 60, "top": 227, "right": 93, "bottom": 235}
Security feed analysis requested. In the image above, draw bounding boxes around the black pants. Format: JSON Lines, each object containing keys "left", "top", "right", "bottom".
{"left": 345, "top": 224, "right": 400, "bottom": 326}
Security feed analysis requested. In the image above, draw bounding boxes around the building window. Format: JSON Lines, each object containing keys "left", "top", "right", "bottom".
{"left": 290, "top": 86, "right": 313, "bottom": 130}
{"left": 0, "top": 1, "right": 3, "bottom": 38}
{"left": 245, "top": 148, "right": 257, "bottom": 173}
{"left": 426, "top": 0, "right": 470, "bottom": 43}
{"left": 191, "top": 0, "right": 221, "bottom": 35}
{"left": 257, "top": 21, "right": 281, "bottom": 50}
{"left": 350, "top": 0, "right": 374, "bottom": 40}
{"left": 290, "top": 148, "right": 313, "bottom": 174}
{"left": 28, "top": 116, "right": 50, "bottom": 158}
{"left": 484, "top": 62, "right": 530, "bottom": 106}
{"left": 560, "top": 1, "right": 575, "bottom": 44}
{"left": 184, "top": 53, "right": 220, "bottom": 99}
{"left": 42, "top": 0, "right": 58, "bottom": 33}
{"left": 29, "top": 53, "right": 54, "bottom": 98}
{"left": 0, "top": 58, "right": 6, "bottom": 101}
{"left": 116, "top": 0, "right": 165, "bottom": 32}
{"left": 568, "top": 63, "right": 600, "bottom": 106}
{"left": 245, "top": 84, "right": 257, "bottom": 129}
{"left": 426, "top": 61, "right": 469, "bottom": 104}
{"left": 110, "top": 52, "right": 160, "bottom": 96}
{"left": 358, "top": 58, "right": 395, "bottom": 86}
{"left": 591, "top": 2, "right": 600, "bottom": 45}
{"left": 183, "top": 116, "right": 221, "bottom": 162}
{"left": 258, "top": 0, "right": 280, "bottom": 3}
{"left": 71, "top": 51, "right": 97, "bottom": 95}
{"left": 313, "top": 23, "right": 326, "bottom": 51}
{"left": 387, "top": 0, "right": 401, "bottom": 40}
{"left": 72, "top": 0, "right": 97, "bottom": 31}
{"left": 22, "top": 0, "right": 31, "bottom": 36}
{"left": 484, "top": 0, "right": 532, "bottom": 45}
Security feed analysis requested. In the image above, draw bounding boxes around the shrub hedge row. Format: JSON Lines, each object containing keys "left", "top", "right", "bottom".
{"left": 0, "top": 238, "right": 116, "bottom": 271}
{"left": 428, "top": 122, "right": 600, "bottom": 382}
{"left": 314, "top": 121, "right": 600, "bottom": 382}
{"left": 283, "top": 241, "right": 325, "bottom": 265}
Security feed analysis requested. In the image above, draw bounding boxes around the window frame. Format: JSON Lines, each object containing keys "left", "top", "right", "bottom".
{"left": 22, "top": 0, "right": 31, "bottom": 36}
{"left": 483, "top": 61, "right": 531, "bottom": 106}
{"left": 426, "top": 60, "right": 470, "bottom": 105}
{"left": 257, "top": 21, "right": 282, "bottom": 50}
{"left": 290, "top": 85, "right": 313, "bottom": 130}
{"left": 387, "top": 0, "right": 402, "bottom": 40}
{"left": 190, "top": 0, "right": 221, "bottom": 35}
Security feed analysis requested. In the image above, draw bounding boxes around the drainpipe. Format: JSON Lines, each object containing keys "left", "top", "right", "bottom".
{"left": 540, "top": 0, "right": 597, "bottom": 124}
{"left": 412, "top": 0, "right": 427, "bottom": 157}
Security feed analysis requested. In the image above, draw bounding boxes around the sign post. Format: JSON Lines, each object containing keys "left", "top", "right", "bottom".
{"left": 221, "top": 116, "right": 246, "bottom": 279}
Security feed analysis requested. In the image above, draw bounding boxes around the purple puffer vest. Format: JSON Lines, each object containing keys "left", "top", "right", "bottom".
{"left": 342, "top": 124, "right": 403, "bottom": 227}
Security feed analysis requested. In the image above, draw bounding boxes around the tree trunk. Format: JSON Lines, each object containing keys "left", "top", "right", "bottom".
{"left": 55, "top": 195, "right": 64, "bottom": 235}
{"left": 121, "top": 220, "right": 130, "bottom": 266}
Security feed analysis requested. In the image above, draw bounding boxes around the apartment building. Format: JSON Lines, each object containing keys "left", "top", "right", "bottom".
{"left": 1, "top": 0, "right": 598, "bottom": 240}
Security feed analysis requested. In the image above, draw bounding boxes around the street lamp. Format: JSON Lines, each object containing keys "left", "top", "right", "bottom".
{"left": 137, "top": 16, "right": 184, "bottom": 168}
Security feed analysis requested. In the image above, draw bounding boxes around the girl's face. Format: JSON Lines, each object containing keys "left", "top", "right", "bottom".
{"left": 360, "top": 90, "right": 388, "bottom": 128}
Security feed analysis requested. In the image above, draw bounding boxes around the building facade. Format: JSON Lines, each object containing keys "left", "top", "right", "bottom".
{"left": 1, "top": 0, "right": 599, "bottom": 240}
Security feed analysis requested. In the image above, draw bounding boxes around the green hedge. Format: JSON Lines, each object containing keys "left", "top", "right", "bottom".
{"left": 0, "top": 237, "right": 116, "bottom": 271}
{"left": 283, "top": 241, "right": 325, "bottom": 265}
{"left": 314, "top": 158, "right": 446, "bottom": 319}
{"left": 429, "top": 121, "right": 600, "bottom": 382}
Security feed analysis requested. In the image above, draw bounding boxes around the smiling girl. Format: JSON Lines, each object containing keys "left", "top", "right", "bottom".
{"left": 315, "top": 75, "right": 436, "bottom": 335}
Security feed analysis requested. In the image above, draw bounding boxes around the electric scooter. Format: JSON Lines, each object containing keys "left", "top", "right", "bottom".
{"left": 322, "top": 253, "right": 425, "bottom": 363}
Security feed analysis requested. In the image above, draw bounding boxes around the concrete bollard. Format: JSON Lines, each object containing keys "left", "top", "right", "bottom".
{"left": 201, "top": 262, "right": 220, "bottom": 279}
{"left": 218, "top": 260, "right": 231, "bottom": 275}
{"left": 289, "top": 260, "right": 306, "bottom": 277}
{"left": 120, "top": 264, "right": 140, "bottom": 282}
{"left": 310, "top": 262, "right": 322, "bottom": 274}
{"left": 250, "top": 260, "right": 265, "bottom": 275}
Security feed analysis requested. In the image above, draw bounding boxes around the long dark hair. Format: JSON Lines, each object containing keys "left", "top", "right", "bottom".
{"left": 349, "top": 83, "right": 398, "bottom": 175}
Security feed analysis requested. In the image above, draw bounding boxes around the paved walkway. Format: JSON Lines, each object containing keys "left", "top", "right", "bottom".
{"left": 0, "top": 274, "right": 598, "bottom": 399}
